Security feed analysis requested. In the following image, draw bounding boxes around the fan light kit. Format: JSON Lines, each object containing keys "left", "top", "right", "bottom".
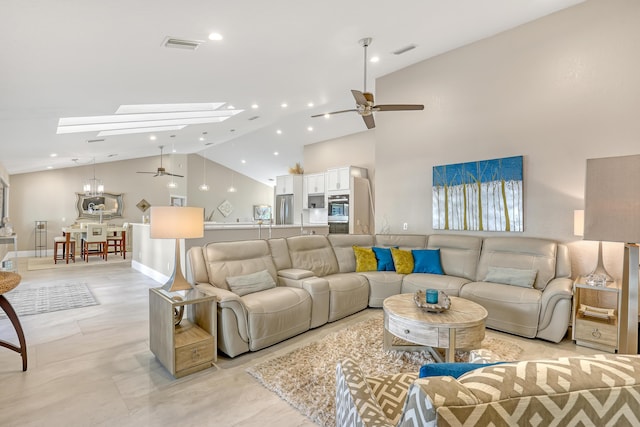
{"left": 312, "top": 37, "right": 424, "bottom": 129}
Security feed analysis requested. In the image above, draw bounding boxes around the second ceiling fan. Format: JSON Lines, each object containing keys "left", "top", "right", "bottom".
{"left": 312, "top": 37, "right": 424, "bottom": 129}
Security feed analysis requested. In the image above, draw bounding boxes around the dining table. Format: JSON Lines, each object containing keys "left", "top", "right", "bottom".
{"left": 62, "top": 225, "right": 127, "bottom": 263}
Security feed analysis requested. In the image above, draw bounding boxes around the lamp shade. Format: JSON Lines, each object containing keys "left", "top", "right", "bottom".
{"left": 584, "top": 154, "right": 640, "bottom": 243}
{"left": 150, "top": 206, "right": 204, "bottom": 239}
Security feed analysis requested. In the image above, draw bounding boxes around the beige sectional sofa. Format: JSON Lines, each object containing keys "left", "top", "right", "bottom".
{"left": 186, "top": 233, "right": 573, "bottom": 358}
{"left": 336, "top": 354, "right": 640, "bottom": 426}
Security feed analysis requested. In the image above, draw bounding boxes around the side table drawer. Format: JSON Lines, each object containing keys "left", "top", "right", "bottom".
{"left": 575, "top": 319, "right": 617, "bottom": 348}
{"left": 176, "top": 336, "right": 214, "bottom": 372}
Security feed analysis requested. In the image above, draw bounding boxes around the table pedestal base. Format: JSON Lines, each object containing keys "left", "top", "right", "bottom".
{"left": 0, "top": 295, "right": 27, "bottom": 371}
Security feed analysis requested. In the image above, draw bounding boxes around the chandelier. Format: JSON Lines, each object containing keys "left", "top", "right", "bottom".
{"left": 83, "top": 158, "right": 104, "bottom": 196}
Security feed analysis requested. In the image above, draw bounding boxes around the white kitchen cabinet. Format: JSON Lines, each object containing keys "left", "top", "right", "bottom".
{"left": 276, "top": 175, "right": 295, "bottom": 195}
{"left": 326, "top": 167, "right": 351, "bottom": 192}
{"left": 305, "top": 173, "right": 325, "bottom": 195}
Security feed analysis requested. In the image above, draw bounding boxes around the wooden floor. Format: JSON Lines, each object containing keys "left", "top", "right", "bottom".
{"left": 0, "top": 259, "right": 597, "bottom": 427}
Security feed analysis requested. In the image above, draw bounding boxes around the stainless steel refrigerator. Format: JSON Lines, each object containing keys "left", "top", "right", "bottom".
{"left": 276, "top": 194, "right": 294, "bottom": 225}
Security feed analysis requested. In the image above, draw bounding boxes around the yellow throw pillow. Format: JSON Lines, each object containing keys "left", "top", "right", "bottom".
{"left": 391, "top": 248, "right": 414, "bottom": 274}
{"left": 353, "top": 246, "right": 377, "bottom": 272}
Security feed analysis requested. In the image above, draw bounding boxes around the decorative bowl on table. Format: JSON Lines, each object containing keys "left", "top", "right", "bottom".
{"left": 414, "top": 290, "right": 451, "bottom": 313}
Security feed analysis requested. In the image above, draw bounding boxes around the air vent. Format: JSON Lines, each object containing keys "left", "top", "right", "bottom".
{"left": 393, "top": 44, "right": 417, "bottom": 55}
{"left": 87, "top": 138, "right": 105, "bottom": 143}
{"left": 248, "top": 116, "right": 260, "bottom": 121}
{"left": 162, "top": 37, "right": 203, "bottom": 50}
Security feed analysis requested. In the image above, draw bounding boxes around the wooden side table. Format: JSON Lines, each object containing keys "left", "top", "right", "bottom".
{"left": 0, "top": 271, "right": 27, "bottom": 371}
{"left": 149, "top": 288, "right": 217, "bottom": 378}
{"left": 572, "top": 277, "right": 620, "bottom": 353}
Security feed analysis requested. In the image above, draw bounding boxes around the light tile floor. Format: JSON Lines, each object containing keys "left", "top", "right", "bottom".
{"left": 0, "top": 259, "right": 598, "bottom": 426}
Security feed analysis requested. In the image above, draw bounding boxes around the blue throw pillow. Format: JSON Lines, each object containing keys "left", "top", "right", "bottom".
{"left": 419, "top": 362, "right": 504, "bottom": 379}
{"left": 412, "top": 249, "right": 444, "bottom": 274}
{"left": 372, "top": 246, "right": 395, "bottom": 271}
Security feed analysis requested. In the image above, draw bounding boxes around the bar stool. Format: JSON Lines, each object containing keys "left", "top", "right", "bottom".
{"left": 53, "top": 235, "right": 75, "bottom": 264}
{"left": 106, "top": 222, "right": 128, "bottom": 259}
{"left": 0, "top": 271, "right": 27, "bottom": 371}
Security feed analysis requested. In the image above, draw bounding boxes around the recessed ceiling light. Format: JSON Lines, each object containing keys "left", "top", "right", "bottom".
{"left": 281, "top": 103, "right": 288, "bottom": 108}
{"left": 274, "top": 151, "right": 279, "bottom": 156}
{"left": 276, "top": 129, "right": 282, "bottom": 135}
{"left": 227, "top": 105, "right": 235, "bottom": 109}
{"left": 251, "top": 104, "right": 259, "bottom": 109}
{"left": 208, "top": 32, "right": 223, "bottom": 41}
{"left": 323, "top": 113, "right": 331, "bottom": 119}
{"left": 241, "top": 159, "right": 246, "bottom": 164}
{"left": 50, "top": 153, "right": 57, "bottom": 158}
{"left": 307, "top": 102, "right": 314, "bottom": 107}
{"left": 370, "top": 56, "right": 380, "bottom": 63}
{"left": 150, "top": 135, "right": 157, "bottom": 140}
{"left": 47, "top": 166, "right": 53, "bottom": 169}
{"left": 199, "top": 137, "right": 205, "bottom": 141}
{"left": 307, "top": 126, "right": 313, "bottom": 131}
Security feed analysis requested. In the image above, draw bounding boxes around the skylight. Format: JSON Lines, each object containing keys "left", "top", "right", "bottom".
{"left": 57, "top": 103, "right": 243, "bottom": 136}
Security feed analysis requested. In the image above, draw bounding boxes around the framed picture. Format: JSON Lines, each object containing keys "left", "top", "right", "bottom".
{"left": 254, "top": 205, "right": 272, "bottom": 221}
{"left": 170, "top": 195, "right": 186, "bottom": 207}
{"left": 432, "top": 155, "right": 523, "bottom": 232}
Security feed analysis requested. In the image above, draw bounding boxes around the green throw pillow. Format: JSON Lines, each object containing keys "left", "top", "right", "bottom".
{"left": 391, "top": 248, "right": 414, "bottom": 274}
{"left": 353, "top": 246, "right": 377, "bottom": 272}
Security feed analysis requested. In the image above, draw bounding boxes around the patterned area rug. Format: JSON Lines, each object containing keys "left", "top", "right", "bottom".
{"left": 27, "top": 256, "right": 129, "bottom": 271}
{"left": 0, "top": 283, "right": 98, "bottom": 318}
{"left": 247, "top": 312, "right": 522, "bottom": 427}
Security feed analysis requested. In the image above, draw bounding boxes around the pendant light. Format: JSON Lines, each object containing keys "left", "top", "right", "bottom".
{"left": 84, "top": 157, "right": 104, "bottom": 196}
{"left": 199, "top": 152, "right": 210, "bottom": 191}
{"left": 227, "top": 171, "right": 236, "bottom": 193}
{"left": 166, "top": 144, "right": 178, "bottom": 189}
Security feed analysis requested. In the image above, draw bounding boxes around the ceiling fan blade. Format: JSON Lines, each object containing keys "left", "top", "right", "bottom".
{"left": 165, "top": 172, "right": 184, "bottom": 178}
{"left": 351, "top": 90, "right": 368, "bottom": 106}
{"left": 375, "top": 104, "right": 425, "bottom": 111}
{"left": 311, "top": 109, "right": 357, "bottom": 118}
{"left": 362, "top": 114, "right": 375, "bottom": 129}
{"left": 136, "top": 171, "right": 156, "bottom": 174}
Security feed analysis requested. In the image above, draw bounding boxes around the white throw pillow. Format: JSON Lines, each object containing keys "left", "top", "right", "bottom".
{"left": 226, "top": 269, "right": 276, "bottom": 296}
{"left": 484, "top": 266, "right": 538, "bottom": 288}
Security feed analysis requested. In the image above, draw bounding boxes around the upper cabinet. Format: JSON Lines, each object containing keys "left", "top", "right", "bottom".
{"left": 305, "top": 173, "right": 325, "bottom": 195}
{"left": 326, "top": 167, "right": 367, "bottom": 193}
{"left": 275, "top": 174, "right": 302, "bottom": 195}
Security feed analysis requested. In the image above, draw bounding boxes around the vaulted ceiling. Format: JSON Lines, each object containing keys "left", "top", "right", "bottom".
{"left": 1, "top": 0, "right": 584, "bottom": 185}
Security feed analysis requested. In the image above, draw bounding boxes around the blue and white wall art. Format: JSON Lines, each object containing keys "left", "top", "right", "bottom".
{"left": 432, "top": 155, "right": 523, "bottom": 232}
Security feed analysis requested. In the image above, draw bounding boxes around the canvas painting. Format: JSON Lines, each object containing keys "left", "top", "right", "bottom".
{"left": 432, "top": 155, "right": 523, "bottom": 232}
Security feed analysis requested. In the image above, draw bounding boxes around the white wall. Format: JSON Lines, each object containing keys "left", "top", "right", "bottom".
{"left": 9, "top": 154, "right": 273, "bottom": 252}
{"left": 372, "top": 0, "right": 640, "bottom": 279}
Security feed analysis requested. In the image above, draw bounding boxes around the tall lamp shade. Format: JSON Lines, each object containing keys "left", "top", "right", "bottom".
{"left": 584, "top": 154, "right": 640, "bottom": 354}
{"left": 150, "top": 206, "right": 204, "bottom": 292}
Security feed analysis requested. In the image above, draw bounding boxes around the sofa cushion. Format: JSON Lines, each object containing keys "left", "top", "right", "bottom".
{"left": 484, "top": 266, "right": 537, "bottom": 288}
{"left": 328, "top": 234, "right": 374, "bottom": 273}
{"left": 427, "top": 234, "right": 482, "bottom": 281}
{"left": 375, "top": 234, "right": 427, "bottom": 249}
{"left": 286, "top": 235, "right": 340, "bottom": 277}
{"left": 391, "top": 248, "right": 414, "bottom": 274}
{"left": 372, "top": 246, "right": 395, "bottom": 271}
{"left": 226, "top": 269, "right": 276, "bottom": 296}
{"left": 412, "top": 249, "right": 444, "bottom": 275}
{"left": 353, "top": 246, "right": 377, "bottom": 272}
{"left": 476, "top": 237, "right": 557, "bottom": 290}
{"left": 401, "top": 273, "right": 470, "bottom": 297}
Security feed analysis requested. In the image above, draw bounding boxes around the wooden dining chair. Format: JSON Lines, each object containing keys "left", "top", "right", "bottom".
{"left": 106, "top": 222, "right": 128, "bottom": 258}
{"left": 53, "top": 235, "right": 75, "bottom": 264}
{"left": 81, "top": 223, "right": 108, "bottom": 262}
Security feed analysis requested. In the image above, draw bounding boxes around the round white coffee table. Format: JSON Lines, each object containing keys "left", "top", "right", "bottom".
{"left": 383, "top": 293, "right": 488, "bottom": 363}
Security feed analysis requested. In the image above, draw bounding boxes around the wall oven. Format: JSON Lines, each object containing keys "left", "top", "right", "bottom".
{"left": 328, "top": 195, "right": 349, "bottom": 234}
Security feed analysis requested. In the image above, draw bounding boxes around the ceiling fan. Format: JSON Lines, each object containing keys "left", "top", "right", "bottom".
{"left": 137, "top": 145, "right": 184, "bottom": 177}
{"left": 312, "top": 37, "right": 424, "bottom": 129}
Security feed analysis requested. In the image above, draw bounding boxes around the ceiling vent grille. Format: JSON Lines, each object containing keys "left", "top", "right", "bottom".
{"left": 393, "top": 44, "right": 417, "bottom": 55}
{"left": 163, "top": 37, "right": 203, "bottom": 50}
{"left": 87, "top": 138, "right": 105, "bottom": 144}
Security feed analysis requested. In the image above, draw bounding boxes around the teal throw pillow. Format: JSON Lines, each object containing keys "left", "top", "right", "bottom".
{"left": 419, "top": 362, "right": 504, "bottom": 379}
{"left": 372, "top": 246, "right": 395, "bottom": 271}
{"left": 412, "top": 249, "right": 444, "bottom": 275}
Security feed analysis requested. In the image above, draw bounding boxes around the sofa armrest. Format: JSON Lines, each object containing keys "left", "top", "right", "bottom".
{"left": 336, "top": 358, "right": 394, "bottom": 427}
{"left": 194, "top": 283, "right": 249, "bottom": 342}
{"left": 278, "top": 268, "right": 315, "bottom": 280}
{"left": 538, "top": 277, "right": 573, "bottom": 331}
{"left": 279, "top": 275, "right": 329, "bottom": 328}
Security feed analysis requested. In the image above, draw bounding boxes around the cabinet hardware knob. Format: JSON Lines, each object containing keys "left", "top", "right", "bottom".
{"left": 591, "top": 329, "right": 601, "bottom": 339}
{"left": 404, "top": 329, "right": 410, "bottom": 334}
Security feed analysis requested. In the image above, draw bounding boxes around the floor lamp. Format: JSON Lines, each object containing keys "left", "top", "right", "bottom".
{"left": 150, "top": 206, "right": 204, "bottom": 292}
{"left": 584, "top": 154, "right": 640, "bottom": 354}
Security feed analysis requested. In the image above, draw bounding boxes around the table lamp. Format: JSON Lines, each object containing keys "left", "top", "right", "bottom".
{"left": 150, "top": 206, "right": 204, "bottom": 292}
{"left": 573, "top": 209, "right": 613, "bottom": 282}
{"left": 584, "top": 154, "right": 640, "bottom": 354}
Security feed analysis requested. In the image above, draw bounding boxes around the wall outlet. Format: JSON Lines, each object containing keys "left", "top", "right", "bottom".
{"left": 403, "top": 222, "right": 408, "bottom": 231}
